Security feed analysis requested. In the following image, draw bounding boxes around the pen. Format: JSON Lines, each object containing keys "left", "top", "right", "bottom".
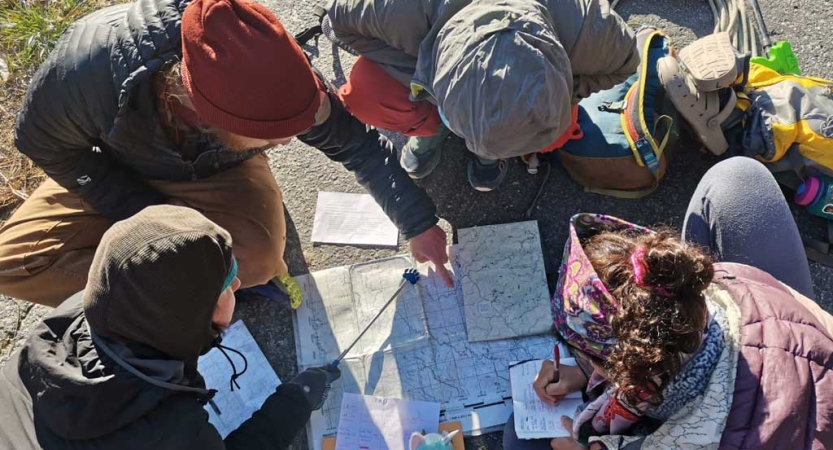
{"left": 553, "top": 344, "right": 560, "bottom": 383}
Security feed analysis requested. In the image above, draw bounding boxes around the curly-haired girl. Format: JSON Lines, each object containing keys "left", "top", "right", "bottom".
{"left": 504, "top": 157, "right": 833, "bottom": 450}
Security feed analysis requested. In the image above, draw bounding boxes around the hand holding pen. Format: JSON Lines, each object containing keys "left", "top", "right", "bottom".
{"left": 532, "top": 345, "right": 588, "bottom": 405}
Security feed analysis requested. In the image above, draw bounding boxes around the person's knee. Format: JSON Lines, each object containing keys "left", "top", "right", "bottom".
{"left": 705, "top": 156, "right": 774, "bottom": 188}
{"left": 502, "top": 415, "right": 521, "bottom": 450}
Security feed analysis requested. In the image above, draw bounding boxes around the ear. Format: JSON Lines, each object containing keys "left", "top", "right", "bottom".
{"left": 409, "top": 432, "right": 425, "bottom": 450}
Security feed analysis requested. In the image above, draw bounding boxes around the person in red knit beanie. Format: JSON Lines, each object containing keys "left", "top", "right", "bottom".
{"left": 0, "top": 0, "right": 451, "bottom": 308}
{"left": 180, "top": 0, "right": 328, "bottom": 141}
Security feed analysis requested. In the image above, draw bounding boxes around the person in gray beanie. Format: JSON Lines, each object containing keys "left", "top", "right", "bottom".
{"left": 328, "top": 0, "right": 639, "bottom": 191}
{"left": 0, "top": 205, "right": 339, "bottom": 450}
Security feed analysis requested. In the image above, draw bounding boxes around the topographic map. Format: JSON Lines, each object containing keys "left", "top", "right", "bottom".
{"left": 293, "top": 223, "right": 555, "bottom": 450}
{"left": 456, "top": 221, "right": 552, "bottom": 342}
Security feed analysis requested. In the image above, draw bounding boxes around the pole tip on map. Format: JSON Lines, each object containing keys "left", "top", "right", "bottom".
{"left": 403, "top": 269, "right": 420, "bottom": 285}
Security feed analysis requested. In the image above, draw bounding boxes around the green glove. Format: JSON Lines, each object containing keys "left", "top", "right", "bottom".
{"left": 751, "top": 41, "right": 801, "bottom": 75}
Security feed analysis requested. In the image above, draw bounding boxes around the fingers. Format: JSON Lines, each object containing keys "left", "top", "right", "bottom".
{"left": 561, "top": 416, "right": 574, "bottom": 438}
{"left": 550, "top": 438, "right": 575, "bottom": 450}
{"left": 434, "top": 260, "right": 455, "bottom": 287}
{"left": 534, "top": 383, "right": 557, "bottom": 404}
{"left": 545, "top": 382, "right": 570, "bottom": 398}
{"left": 533, "top": 360, "right": 557, "bottom": 403}
{"left": 550, "top": 438, "right": 582, "bottom": 450}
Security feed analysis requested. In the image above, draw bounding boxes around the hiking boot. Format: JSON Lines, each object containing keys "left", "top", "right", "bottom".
{"left": 467, "top": 157, "right": 508, "bottom": 192}
{"left": 400, "top": 124, "right": 452, "bottom": 179}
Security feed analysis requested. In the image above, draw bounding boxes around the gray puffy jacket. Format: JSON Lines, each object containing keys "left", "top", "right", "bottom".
{"left": 327, "top": 0, "right": 639, "bottom": 158}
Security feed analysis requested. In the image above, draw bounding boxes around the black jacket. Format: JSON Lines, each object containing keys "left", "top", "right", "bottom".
{"left": 14, "top": 0, "right": 437, "bottom": 238}
{"left": 0, "top": 295, "right": 312, "bottom": 450}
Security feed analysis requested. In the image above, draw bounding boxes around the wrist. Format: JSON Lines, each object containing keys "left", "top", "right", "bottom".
{"left": 403, "top": 216, "right": 440, "bottom": 240}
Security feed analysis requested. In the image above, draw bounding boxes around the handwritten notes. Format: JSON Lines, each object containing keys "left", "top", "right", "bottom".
{"left": 335, "top": 394, "right": 440, "bottom": 450}
{"left": 509, "top": 359, "right": 583, "bottom": 439}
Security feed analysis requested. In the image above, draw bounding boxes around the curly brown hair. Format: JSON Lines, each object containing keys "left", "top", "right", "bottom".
{"left": 583, "top": 228, "right": 714, "bottom": 406}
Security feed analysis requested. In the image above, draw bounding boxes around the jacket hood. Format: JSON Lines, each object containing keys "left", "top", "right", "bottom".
{"left": 431, "top": 0, "right": 573, "bottom": 159}
{"left": 16, "top": 295, "right": 211, "bottom": 440}
{"left": 83, "top": 205, "right": 234, "bottom": 368}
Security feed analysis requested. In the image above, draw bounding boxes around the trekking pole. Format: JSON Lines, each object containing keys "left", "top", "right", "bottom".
{"left": 329, "top": 269, "right": 420, "bottom": 368}
{"left": 748, "top": 0, "right": 772, "bottom": 51}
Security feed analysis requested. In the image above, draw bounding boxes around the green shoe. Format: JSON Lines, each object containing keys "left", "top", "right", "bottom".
{"left": 399, "top": 125, "right": 452, "bottom": 179}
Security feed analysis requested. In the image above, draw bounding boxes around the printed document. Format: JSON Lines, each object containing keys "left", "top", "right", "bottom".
{"left": 198, "top": 321, "right": 281, "bottom": 438}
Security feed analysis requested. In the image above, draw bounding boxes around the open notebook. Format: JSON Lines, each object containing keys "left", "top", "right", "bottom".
{"left": 509, "top": 358, "right": 583, "bottom": 439}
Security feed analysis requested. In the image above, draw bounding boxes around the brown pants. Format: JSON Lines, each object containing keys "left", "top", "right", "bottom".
{"left": 0, "top": 154, "right": 287, "bottom": 307}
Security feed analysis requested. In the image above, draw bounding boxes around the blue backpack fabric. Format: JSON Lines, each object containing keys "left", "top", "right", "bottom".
{"left": 558, "top": 30, "right": 679, "bottom": 198}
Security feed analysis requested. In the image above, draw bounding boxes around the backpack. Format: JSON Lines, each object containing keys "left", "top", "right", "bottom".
{"left": 738, "top": 63, "right": 833, "bottom": 179}
{"left": 736, "top": 63, "right": 833, "bottom": 266}
{"left": 556, "top": 29, "right": 680, "bottom": 198}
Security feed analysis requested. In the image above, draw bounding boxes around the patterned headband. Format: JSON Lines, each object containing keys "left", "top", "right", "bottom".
{"left": 551, "top": 214, "right": 654, "bottom": 360}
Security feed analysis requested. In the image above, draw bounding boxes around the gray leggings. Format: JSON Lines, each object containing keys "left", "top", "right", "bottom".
{"left": 503, "top": 157, "right": 814, "bottom": 450}
{"left": 682, "top": 156, "right": 814, "bottom": 299}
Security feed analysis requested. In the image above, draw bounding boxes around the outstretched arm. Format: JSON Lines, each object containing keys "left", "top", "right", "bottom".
{"left": 297, "top": 89, "right": 453, "bottom": 285}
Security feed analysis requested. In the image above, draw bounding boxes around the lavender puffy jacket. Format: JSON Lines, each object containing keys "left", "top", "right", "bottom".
{"left": 717, "top": 263, "right": 833, "bottom": 449}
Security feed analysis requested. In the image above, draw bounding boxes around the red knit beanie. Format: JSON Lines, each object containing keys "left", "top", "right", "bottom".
{"left": 181, "top": 0, "right": 324, "bottom": 139}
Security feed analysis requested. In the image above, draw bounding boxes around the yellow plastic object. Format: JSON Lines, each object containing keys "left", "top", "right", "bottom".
{"left": 276, "top": 274, "right": 303, "bottom": 309}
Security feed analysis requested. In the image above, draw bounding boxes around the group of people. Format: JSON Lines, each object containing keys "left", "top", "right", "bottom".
{"left": 0, "top": 0, "right": 830, "bottom": 448}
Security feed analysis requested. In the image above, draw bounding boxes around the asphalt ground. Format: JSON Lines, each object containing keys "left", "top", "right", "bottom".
{"left": 1, "top": 0, "right": 831, "bottom": 449}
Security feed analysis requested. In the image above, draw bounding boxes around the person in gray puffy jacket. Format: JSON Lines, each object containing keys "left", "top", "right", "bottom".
{"left": 327, "top": 0, "right": 639, "bottom": 191}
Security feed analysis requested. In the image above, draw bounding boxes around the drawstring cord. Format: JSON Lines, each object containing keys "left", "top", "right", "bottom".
{"left": 212, "top": 337, "right": 249, "bottom": 392}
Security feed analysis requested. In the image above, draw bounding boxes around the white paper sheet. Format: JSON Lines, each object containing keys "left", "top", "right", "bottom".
{"left": 312, "top": 192, "right": 399, "bottom": 247}
{"left": 198, "top": 321, "right": 281, "bottom": 438}
{"left": 335, "top": 394, "right": 441, "bottom": 450}
{"left": 510, "top": 358, "right": 583, "bottom": 440}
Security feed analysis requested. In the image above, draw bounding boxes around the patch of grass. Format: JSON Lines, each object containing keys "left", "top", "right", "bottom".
{"left": 0, "top": 0, "right": 120, "bottom": 215}
{"left": 0, "top": 0, "right": 107, "bottom": 72}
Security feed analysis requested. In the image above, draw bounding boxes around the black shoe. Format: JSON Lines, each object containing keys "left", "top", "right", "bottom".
{"left": 467, "top": 157, "right": 508, "bottom": 192}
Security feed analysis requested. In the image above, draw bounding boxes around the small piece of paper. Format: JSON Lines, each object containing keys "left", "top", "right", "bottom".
{"left": 312, "top": 192, "right": 399, "bottom": 247}
{"left": 198, "top": 321, "right": 281, "bottom": 438}
{"left": 510, "top": 358, "right": 583, "bottom": 440}
{"left": 334, "top": 394, "right": 440, "bottom": 450}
